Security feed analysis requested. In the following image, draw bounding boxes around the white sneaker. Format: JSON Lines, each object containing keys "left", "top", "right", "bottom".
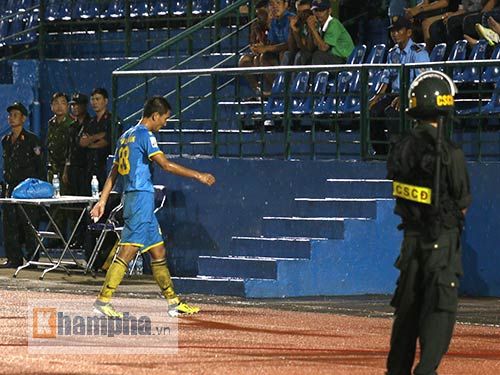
{"left": 476, "top": 23, "right": 500, "bottom": 46}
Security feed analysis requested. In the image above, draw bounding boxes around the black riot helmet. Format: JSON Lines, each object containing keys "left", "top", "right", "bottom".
{"left": 406, "top": 70, "right": 457, "bottom": 121}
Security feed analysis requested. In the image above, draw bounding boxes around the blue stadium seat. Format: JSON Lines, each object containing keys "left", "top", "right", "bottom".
{"left": 170, "top": 1, "right": 187, "bottom": 15}
{"left": 45, "top": 0, "right": 61, "bottom": 21}
{"left": 286, "top": 71, "right": 311, "bottom": 115}
{"left": 293, "top": 71, "right": 329, "bottom": 116}
{"left": 193, "top": 0, "right": 214, "bottom": 14}
{"left": 2, "top": 0, "right": 16, "bottom": 17}
{"left": 429, "top": 43, "right": 446, "bottom": 62}
{"left": 105, "top": 0, "right": 125, "bottom": 18}
{"left": 482, "top": 43, "right": 500, "bottom": 83}
{"left": 347, "top": 44, "right": 367, "bottom": 65}
{"left": 250, "top": 73, "right": 287, "bottom": 117}
{"left": 446, "top": 39, "right": 468, "bottom": 80}
{"left": 0, "top": 19, "right": 10, "bottom": 48}
{"left": 73, "top": 0, "right": 99, "bottom": 19}
{"left": 151, "top": 1, "right": 169, "bottom": 15}
{"left": 20, "top": 12, "right": 38, "bottom": 44}
{"left": 319, "top": 71, "right": 351, "bottom": 115}
{"left": 457, "top": 77, "right": 500, "bottom": 115}
{"left": 130, "top": 1, "right": 150, "bottom": 18}
{"left": 6, "top": 13, "right": 25, "bottom": 45}
{"left": 456, "top": 39, "right": 488, "bottom": 83}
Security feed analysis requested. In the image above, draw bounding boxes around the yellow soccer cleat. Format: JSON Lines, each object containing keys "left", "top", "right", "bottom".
{"left": 167, "top": 298, "right": 200, "bottom": 317}
{"left": 93, "top": 300, "right": 124, "bottom": 319}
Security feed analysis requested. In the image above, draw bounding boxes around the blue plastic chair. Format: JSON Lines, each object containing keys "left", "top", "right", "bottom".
{"left": 74, "top": 0, "right": 99, "bottom": 19}
{"left": 0, "top": 18, "right": 10, "bottom": 48}
{"left": 457, "top": 39, "right": 488, "bottom": 83}
{"left": 482, "top": 43, "right": 500, "bottom": 83}
{"left": 171, "top": 1, "right": 187, "bottom": 15}
{"left": 151, "top": 1, "right": 168, "bottom": 15}
{"left": 105, "top": 0, "right": 125, "bottom": 18}
{"left": 320, "top": 71, "right": 352, "bottom": 115}
{"left": 293, "top": 71, "right": 329, "bottom": 115}
{"left": 130, "top": 1, "right": 150, "bottom": 17}
{"left": 446, "top": 39, "right": 468, "bottom": 80}
{"left": 429, "top": 43, "right": 447, "bottom": 62}
{"left": 251, "top": 73, "right": 287, "bottom": 117}
{"left": 45, "top": 0, "right": 61, "bottom": 21}
{"left": 284, "top": 71, "right": 311, "bottom": 115}
{"left": 347, "top": 44, "right": 367, "bottom": 65}
{"left": 457, "top": 77, "right": 500, "bottom": 115}
{"left": 6, "top": 13, "right": 25, "bottom": 45}
{"left": 193, "top": 0, "right": 213, "bottom": 14}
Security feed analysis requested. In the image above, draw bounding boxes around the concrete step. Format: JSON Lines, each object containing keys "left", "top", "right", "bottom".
{"left": 230, "top": 236, "right": 314, "bottom": 258}
{"left": 325, "top": 178, "right": 393, "bottom": 198}
{"left": 293, "top": 198, "right": 381, "bottom": 218}
{"left": 172, "top": 276, "right": 246, "bottom": 297}
{"left": 198, "top": 256, "right": 279, "bottom": 279}
{"left": 262, "top": 217, "right": 347, "bottom": 239}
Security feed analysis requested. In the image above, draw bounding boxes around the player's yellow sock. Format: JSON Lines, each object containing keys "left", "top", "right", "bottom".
{"left": 97, "top": 257, "right": 128, "bottom": 303}
{"left": 152, "top": 258, "right": 177, "bottom": 301}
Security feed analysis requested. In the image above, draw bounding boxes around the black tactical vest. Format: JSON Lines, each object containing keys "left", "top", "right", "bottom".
{"left": 386, "top": 127, "right": 460, "bottom": 240}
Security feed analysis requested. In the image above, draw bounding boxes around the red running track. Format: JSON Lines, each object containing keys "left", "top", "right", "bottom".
{"left": 0, "top": 289, "right": 499, "bottom": 374}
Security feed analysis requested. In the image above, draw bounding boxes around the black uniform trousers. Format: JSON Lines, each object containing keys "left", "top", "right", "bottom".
{"left": 67, "top": 165, "right": 91, "bottom": 246}
{"left": 386, "top": 228, "right": 461, "bottom": 375}
{"left": 370, "top": 94, "right": 400, "bottom": 155}
{"left": 2, "top": 204, "right": 40, "bottom": 264}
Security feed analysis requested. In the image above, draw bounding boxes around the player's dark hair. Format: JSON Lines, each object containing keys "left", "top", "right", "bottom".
{"left": 143, "top": 96, "right": 172, "bottom": 118}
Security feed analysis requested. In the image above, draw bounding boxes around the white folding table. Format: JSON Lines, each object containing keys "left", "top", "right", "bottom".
{"left": 0, "top": 196, "right": 98, "bottom": 279}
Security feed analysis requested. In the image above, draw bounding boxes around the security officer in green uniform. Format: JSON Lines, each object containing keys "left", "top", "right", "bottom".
{"left": 46, "top": 92, "right": 73, "bottom": 244}
{"left": 47, "top": 92, "right": 72, "bottom": 189}
{"left": 0, "top": 102, "right": 44, "bottom": 268}
{"left": 385, "top": 71, "right": 472, "bottom": 375}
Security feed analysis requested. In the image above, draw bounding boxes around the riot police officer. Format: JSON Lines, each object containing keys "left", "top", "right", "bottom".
{"left": 0, "top": 102, "right": 44, "bottom": 268}
{"left": 385, "top": 71, "right": 472, "bottom": 375}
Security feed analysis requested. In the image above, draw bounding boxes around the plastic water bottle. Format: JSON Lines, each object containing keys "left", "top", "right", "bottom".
{"left": 91, "top": 175, "right": 99, "bottom": 199}
{"left": 135, "top": 255, "right": 143, "bottom": 275}
{"left": 52, "top": 174, "right": 60, "bottom": 198}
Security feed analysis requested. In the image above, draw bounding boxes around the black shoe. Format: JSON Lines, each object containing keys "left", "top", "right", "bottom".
{"left": 0, "top": 260, "right": 23, "bottom": 269}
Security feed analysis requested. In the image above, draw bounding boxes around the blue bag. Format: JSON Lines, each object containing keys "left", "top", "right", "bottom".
{"left": 12, "top": 178, "right": 54, "bottom": 199}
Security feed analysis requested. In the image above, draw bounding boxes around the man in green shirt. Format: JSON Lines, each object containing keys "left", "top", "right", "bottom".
{"left": 307, "top": 0, "right": 354, "bottom": 64}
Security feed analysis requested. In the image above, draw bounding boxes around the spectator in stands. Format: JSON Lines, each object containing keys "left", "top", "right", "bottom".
{"left": 64, "top": 93, "right": 91, "bottom": 248}
{"left": 473, "top": 2, "right": 500, "bottom": 44}
{"left": 306, "top": 0, "right": 355, "bottom": 65}
{"left": 286, "top": 0, "right": 315, "bottom": 65}
{"left": 427, "top": 0, "right": 487, "bottom": 53}
{"left": 405, "top": 0, "right": 460, "bottom": 44}
{"left": 458, "top": 0, "right": 498, "bottom": 45}
{"left": 47, "top": 92, "right": 72, "bottom": 245}
{"left": 369, "top": 15, "right": 430, "bottom": 155}
{"left": 389, "top": 0, "right": 409, "bottom": 18}
{"left": 246, "top": 0, "right": 294, "bottom": 92}
{"left": 476, "top": 14, "right": 500, "bottom": 44}
{"left": 238, "top": 0, "right": 273, "bottom": 96}
{"left": 79, "top": 88, "right": 112, "bottom": 192}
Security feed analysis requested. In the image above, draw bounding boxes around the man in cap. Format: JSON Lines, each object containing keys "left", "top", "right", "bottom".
{"left": 46, "top": 92, "right": 73, "bottom": 247}
{"left": 369, "top": 15, "right": 429, "bottom": 155}
{"left": 0, "top": 102, "right": 44, "bottom": 268}
{"left": 306, "top": 0, "right": 354, "bottom": 64}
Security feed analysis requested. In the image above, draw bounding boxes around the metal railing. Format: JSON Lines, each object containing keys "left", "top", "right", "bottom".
{"left": 111, "top": 59, "right": 500, "bottom": 162}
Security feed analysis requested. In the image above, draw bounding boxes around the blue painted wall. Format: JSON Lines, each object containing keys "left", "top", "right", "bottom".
{"left": 154, "top": 158, "right": 500, "bottom": 297}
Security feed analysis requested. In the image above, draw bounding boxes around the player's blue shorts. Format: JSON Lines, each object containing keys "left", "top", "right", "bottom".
{"left": 119, "top": 191, "right": 164, "bottom": 253}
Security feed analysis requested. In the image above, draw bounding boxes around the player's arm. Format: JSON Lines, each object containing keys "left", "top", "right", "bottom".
{"left": 90, "top": 163, "right": 119, "bottom": 221}
{"left": 151, "top": 153, "right": 215, "bottom": 186}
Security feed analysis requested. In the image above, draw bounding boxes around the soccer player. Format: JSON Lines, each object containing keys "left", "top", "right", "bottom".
{"left": 91, "top": 96, "right": 215, "bottom": 318}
